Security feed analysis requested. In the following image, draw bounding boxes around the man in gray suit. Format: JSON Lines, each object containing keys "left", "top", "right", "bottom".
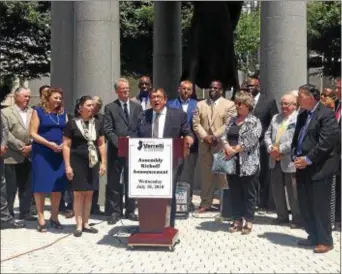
{"left": 264, "top": 93, "right": 301, "bottom": 228}
{"left": 2, "top": 87, "right": 36, "bottom": 221}
{"left": 104, "top": 78, "right": 143, "bottom": 225}
{"left": 0, "top": 115, "right": 25, "bottom": 229}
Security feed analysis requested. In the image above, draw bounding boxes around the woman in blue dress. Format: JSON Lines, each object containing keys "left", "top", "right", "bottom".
{"left": 29, "top": 88, "right": 68, "bottom": 232}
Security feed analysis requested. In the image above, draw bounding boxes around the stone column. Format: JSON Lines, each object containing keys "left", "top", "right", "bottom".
{"left": 50, "top": 2, "right": 74, "bottom": 114}
{"left": 260, "top": 2, "right": 307, "bottom": 104}
{"left": 74, "top": 1, "right": 120, "bottom": 105}
{"left": 153, "top": 2, "right": 182, "bottom": 99}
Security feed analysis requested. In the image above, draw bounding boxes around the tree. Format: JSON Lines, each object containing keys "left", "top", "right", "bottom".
{"left": 307, "top": 1, "right": 341, "bottom": 77}
{"left": 0, "top": 2, "right": 51, "bottom": 82}
{"left": 233, "top": 7, "right": 260, "bottom": 75}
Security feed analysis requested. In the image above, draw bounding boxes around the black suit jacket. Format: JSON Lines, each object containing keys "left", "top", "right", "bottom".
{"left": 291, "top": 102, "right": 340, "bottom": 180}
{"left": 104, "top": 99, "right": 143, "bottom": 157}
{"left": 137, "top": 107, "right": 194, "bottom": 140}
{"left": 253, "top": 93, "right": 279, "bottom": 144}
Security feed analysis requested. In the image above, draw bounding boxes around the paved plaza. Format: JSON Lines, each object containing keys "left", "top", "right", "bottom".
{"left": 1, "top": 195, "right": 341, "bottom": 273}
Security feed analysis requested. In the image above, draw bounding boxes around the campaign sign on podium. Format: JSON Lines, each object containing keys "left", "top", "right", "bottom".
{"left": 128, "top": 138, "right": 173, "bottom": 199}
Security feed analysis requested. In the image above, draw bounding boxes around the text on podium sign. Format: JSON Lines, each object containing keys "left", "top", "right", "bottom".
{"left": 128, "top": 138, "right": 173, "bottom": 198}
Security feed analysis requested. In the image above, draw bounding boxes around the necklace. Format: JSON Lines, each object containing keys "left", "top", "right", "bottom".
{"left": 48, "top": 113, "right": 60, "bottom": 125}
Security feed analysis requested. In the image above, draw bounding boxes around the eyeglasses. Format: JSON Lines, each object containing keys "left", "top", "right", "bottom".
{"left": 235, "top": 102, "right": 243, "bottom": 107}
{"left": 279, "top": 102, "right": 294, "bottom": 106}
{"left": 140, "top": 82, "right": 150, "bottom": 86}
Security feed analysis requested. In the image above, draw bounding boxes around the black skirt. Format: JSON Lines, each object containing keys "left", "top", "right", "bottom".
{"left": 70, "top": 153, "right": 99, "bottom": 192}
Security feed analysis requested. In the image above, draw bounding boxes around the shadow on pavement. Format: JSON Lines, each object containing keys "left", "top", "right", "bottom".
{"left": 257, "top": 232, "right": 303, "bottom": 247}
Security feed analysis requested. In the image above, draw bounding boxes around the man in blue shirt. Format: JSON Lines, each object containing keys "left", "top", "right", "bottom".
{"left": 167, "top": 81, "right": 198, "bottom": 211}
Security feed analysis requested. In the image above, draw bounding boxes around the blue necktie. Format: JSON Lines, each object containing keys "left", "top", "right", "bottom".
{"left": 297, "top": 111, "right": 313, "bottom": 155}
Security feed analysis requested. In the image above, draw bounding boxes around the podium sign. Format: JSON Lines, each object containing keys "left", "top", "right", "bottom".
{"left": 128, "top": 138, "right": 173, "bottom": 199}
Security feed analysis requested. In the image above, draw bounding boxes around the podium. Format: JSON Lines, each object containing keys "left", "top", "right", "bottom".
{"left": 118, "top": 137, "right": 184, "bottom": 251}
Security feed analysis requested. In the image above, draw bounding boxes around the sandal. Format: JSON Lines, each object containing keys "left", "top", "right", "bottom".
{"left": 228, "top": 220, "right": 242, "bottom": 233}
{"left": 241, "top": 222, "right": 253, "bottom": 235}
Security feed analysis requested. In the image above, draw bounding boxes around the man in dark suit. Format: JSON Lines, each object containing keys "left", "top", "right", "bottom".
{"left": 245, "top": 76, "right": 278, "bottom": 212}
{"left": 137, "top": 88, "right": 194, "bottom": 227}
{"left": 104, "top": 78, "right": 143, "bottom": 225}
{"left": 131, "top": 76, "right": 152, "bottom": 111}
{"left": 334, "top": 78, "right": 341, "bottom": 226}
{"left": 167, "top": 80, "right": 198, "bottom": 211}
{"left": 292, "top": 84, "right": 340, "bottom": 253}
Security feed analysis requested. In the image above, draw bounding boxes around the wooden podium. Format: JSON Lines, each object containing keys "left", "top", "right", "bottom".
{"left": 118, "top": 137, "right": 184, "bottom": 251}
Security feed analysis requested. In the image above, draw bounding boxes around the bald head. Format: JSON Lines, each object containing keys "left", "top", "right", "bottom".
{"left": 281, "top": 94, "right": 297, "bottom": 104}
{"left": 280, "top": 93, "right": 297, "bottom": 117}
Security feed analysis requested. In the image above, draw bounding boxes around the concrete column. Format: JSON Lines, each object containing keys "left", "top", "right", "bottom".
{"left": 74, "top": 1, "right": 120, "bottom": 105}
{"left": 153, "top": 2, "right": 182, "bottom": 99}
{"left": 50, "top": 2, "right": 74, "bottom": 114}
{"left": 260, "top": 2, "right": 307, "bottom": 104}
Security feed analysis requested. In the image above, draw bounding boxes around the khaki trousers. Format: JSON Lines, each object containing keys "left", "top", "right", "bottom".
{"left": 198, "top": 144, "right": 227, "bottom": 208}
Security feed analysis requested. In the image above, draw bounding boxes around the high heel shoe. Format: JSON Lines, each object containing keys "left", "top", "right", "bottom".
{"left": 50, "top": 219, "right": 64, "bottom": 229}
{"left": 37, "top": 221, "right": 47, "bottom": 232}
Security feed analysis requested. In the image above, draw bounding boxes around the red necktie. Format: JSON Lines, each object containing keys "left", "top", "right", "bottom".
{"left": 336, "top": 102, "right": 341, "bottom": 122}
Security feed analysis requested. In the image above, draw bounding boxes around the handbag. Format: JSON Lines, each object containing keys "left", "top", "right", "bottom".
{"left": 212, "top": 151, "right": 237, "bottom": 175}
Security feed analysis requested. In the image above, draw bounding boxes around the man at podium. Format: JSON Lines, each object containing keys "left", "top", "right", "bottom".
{"left": 136, "top": 88, "right": 194, "bottom": 227}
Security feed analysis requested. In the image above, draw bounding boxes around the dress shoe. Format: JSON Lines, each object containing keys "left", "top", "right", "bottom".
{"left": 297, "top": 239, "right": 315, "bottom": 247}
{"left": 125, "top": 213, "right": 139, "bottom": 221}
{"left": 73, "top": 230, "right": 82, "bottom": 237}
{"left": 83, "top": 227, "right": 99, "bottom": 234}
{"left": 19, "top": 215, "right": 37, "bottom": 221}
{"left": 197, "top": 207, "right": 208, "bottom": 214}
{"left": 1, "top": 221, "right": 26, "bottom": 230}
{"left": 314, "top": 244, "right": 333, "bottom": 253}
{"left": 107, "top": 214, "right": 121, "bottom": 225}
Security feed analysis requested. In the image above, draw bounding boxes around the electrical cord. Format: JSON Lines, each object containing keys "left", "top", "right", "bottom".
{"left": 0, "top": 220, "right": 106, "bottom": 263}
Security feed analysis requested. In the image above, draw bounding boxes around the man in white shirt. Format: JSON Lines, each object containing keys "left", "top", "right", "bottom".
{"left": 136, "top": 88, "right": 194, "bottom": 227}
{"left": 131, "top": 76, "right": 152, "bottom": 110}
{"left": 104, "top": 78, "right": 143, "bottom": 225}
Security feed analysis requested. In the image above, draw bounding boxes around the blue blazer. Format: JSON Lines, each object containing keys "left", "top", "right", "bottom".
{"left": 167, "top": 98, "right": 198, "bottom": 153}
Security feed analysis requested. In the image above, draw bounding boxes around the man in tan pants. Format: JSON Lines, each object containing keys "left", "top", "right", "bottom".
{"left": 193, "top": 81, "right": 236, "bottom": 213}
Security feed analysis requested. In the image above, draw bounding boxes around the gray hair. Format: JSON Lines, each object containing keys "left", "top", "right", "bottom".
{"left": 92, "top": 96, "right": 103, "bottom": 109}
{"left": 114, "top": 78, "right": 129, "bottom": 91}
{"left": 281, "top": 93, "right": 297, "bottom": 104}
{"left": 235, "top": 91, "right": 254, "bottom": 111}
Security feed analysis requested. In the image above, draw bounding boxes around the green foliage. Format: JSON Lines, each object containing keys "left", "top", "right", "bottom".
{"left": 307, "top": 1, "right": 341, "bottom": 77}
{"left": 120, "top": 1, "right": 193, "bottom": 77}
{"left": 234, "top": 8, "right": 260, "bottom": 75}
{"left": 0, "top": 2, "right": 51, "bottom": 81}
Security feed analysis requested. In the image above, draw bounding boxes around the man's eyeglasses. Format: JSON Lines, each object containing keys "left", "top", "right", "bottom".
{"left": 140, "top": 82, "right": 150, "bottom": 86}
{"left": 279, "top": 102, "right": 294, "bottom": 107}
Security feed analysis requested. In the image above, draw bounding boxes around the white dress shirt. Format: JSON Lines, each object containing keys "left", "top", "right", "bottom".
{"left": 152, "top": 107, "right": 167, "bottom": 138}
{"left": 254, "top": 93, "right": 260, "bottom": 107}
{"left": 141, "top": 97, "right": 149, "bottom": 111}
{"left": 181, "top": 99, "right": 190, "bottom": 113}
{"left": 119, "top": 100, "right": 130, "bottom": 115}
{"left": 15, "top": 104, "right": 28, "bottom": 129}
